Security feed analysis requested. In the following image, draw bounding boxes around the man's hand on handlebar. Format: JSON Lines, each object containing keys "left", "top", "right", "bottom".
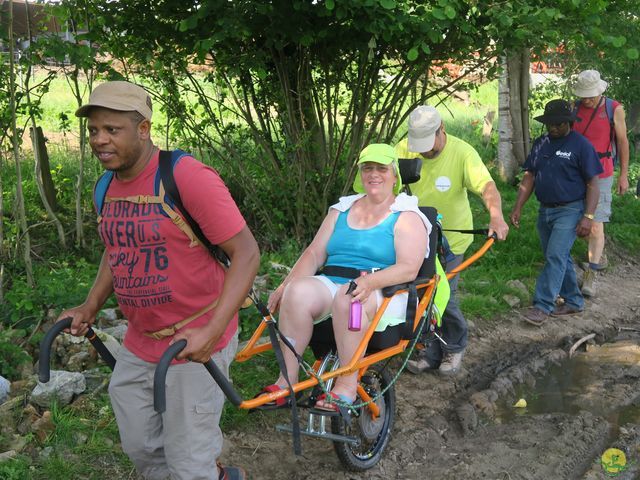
{"left": 171, "top": 323, "right": 224, "bottom": 363}
{"left": 57, "top": 305, "right": 96, "bottom": 337}
{"left": 488, "top": 216, "right": 509, "bottom": 241}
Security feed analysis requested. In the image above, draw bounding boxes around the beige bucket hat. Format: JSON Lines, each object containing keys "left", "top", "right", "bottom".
{"left": 572, "top": 70, "right": 608, "bottom": 98}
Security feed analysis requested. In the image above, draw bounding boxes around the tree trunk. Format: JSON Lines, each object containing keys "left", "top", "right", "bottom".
{"left": 497, "top": 49, "right": 531, "bottom": 184}
{"left": 8, "top": 0, "right": 34, "bottom": 286}
{"left": 29, "top": 120, "right": 67, "bottom": 248}
{"left": 76, "top": 118, "right": 87, "bottom": 248}
{"left": 0, "top": 151, "right": 4, "bottom": 303}
{"left": 30, "top": 126, "right": 58, "bottom": 210}
{"left": 69, "top": 71, "right": 91, "bottom": 248}
{"left": 23, "top": 0, "right": 67, "bottom": 249}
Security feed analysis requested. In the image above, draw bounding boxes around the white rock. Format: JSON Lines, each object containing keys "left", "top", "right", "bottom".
{"left": 506, "top": 279, "right": 529, "bottom": 293}
{"left": 502, "top": 294, "right": 521, "bottom": 308}
{"left": 30, "top": 370, "right": 86, "bottom": 408}
{"left": 99, "top": 308, "right": 120, "bottom": 324}
{"left": 101, "top": 324, "right": 127, "bottom": 343}
{"left": 0, "top": 450, "right": 17, "bottom": 462}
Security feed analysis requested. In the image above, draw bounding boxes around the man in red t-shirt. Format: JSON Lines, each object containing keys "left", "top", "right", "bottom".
{"left": 572, "top": 70, "right": 630, "bottom": 298}
{"left": 58, "top": 81, "right": 259, "bottom": 480}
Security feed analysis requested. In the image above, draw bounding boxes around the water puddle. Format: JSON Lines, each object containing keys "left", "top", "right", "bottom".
{"left": 496, "top": 340, "right": 640, "bottom": 430}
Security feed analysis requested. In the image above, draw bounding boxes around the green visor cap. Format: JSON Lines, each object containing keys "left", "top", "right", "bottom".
{"left": 353, "top": 143, "right": 403, "bottom": 195}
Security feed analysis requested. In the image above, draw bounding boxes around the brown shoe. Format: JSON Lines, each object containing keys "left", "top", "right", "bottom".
{"left": 438, "top": 351, "right": 464, "bottom": 376}
{"left": 551, "top": 305, "right": 583, "bottom": 317}
{"left": 406, "top": 356, "right": 437, "bottom": 374}
{"left": 581, "top": 269, "right": 597, "bottom": 297}
{"left": 523, "top": 307, "right": 549, "bottom": 326}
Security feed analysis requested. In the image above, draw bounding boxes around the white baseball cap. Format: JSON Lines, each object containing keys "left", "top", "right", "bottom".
{"left": 407, "top": 106, "right": 442, "bottom": 153}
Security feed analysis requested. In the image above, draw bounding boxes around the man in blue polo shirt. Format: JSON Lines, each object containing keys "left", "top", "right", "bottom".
{"left": 509, "top": 99, "right": 602, "bottom": 326}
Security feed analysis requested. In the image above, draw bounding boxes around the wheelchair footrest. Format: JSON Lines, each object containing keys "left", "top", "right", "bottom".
{"left": 275, "top": 424, "right": 358, "bottom": 444}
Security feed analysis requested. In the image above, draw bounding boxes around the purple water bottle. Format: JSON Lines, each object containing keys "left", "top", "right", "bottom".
{"left": 347, "top": 273, "right": 366, "bottom": 331}
{"left": 349, "top": 298, "right": 362, "bottom": 332}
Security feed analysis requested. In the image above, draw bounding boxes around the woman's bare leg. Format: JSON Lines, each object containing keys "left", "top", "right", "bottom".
{"left": 274, "top": 277, "right": 333, "bottom": 387}
{"left": 317, "top": 285, "right": 376, "bottom": 405}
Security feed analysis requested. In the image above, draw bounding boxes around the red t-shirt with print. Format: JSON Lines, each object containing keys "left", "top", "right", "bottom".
{"left": 573, "top": 99, "right": 620, "bottom": 179}
{"left": 98, "top": 151, "right": 246, "bottom": 363}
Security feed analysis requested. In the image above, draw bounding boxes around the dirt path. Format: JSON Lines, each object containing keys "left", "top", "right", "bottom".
{"left": 221, "top": 252, "right": 640, "bottom": 479}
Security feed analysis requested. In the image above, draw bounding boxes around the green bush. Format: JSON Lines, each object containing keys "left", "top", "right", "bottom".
{"left": 2, "top": 258, "right": 103, "bottom": 328}
{"left": 0, "top": 458, "right": 31, "bottom": 480}
{"left": 0, "top": 328, "right": 31, "bottom": 380}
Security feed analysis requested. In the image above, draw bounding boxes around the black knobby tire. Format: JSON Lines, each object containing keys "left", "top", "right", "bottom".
{"left": 331, "top": 363, "right": 396, "bottom": 471}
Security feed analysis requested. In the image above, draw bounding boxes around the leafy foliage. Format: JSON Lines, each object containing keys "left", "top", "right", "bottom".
{"left": 0, "top": 328, "right": 31, "bottom": 380}
{"left": 2, "top": 258, "right": 101, "bottom": 325}
{"left": 0, "top": 458, "right": 31, "bottom": 480}
{"left": 566, "top": 0, "right": 640, "bottom": 108}
{"left": 79, "top": 0, "right": 618, "bottom": 245}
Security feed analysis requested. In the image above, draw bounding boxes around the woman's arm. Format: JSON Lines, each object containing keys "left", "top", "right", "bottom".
{"left": 267, "top": 209, "right": 339, "bottom": 311}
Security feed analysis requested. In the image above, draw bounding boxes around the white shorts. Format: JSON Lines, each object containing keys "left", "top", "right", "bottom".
{"left": 312, "top": 275, "right": 409, "bottom": 332}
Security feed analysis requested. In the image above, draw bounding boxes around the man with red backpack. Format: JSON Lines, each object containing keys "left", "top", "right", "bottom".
{"left": 572, "top": 70, "right": 630, "bottom": 297}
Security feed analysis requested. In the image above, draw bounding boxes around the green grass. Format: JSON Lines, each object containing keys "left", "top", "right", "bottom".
{"left": 608, "top": 191, "right": 640, "bottom": 252}
{"left": 0, "top": 457, "right": 31, "bottom": 480}
{"left": 1, "top": 396, "right": 135, "bottom": 480}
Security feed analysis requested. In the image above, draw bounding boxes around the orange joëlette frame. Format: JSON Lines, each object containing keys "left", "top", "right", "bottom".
{"left": 235, "top": 237, "right": 495, "bottom": 411}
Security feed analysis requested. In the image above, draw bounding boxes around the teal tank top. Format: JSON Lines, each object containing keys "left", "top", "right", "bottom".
{"left": 324, "top": 209, "right": 400, "bottom": 284}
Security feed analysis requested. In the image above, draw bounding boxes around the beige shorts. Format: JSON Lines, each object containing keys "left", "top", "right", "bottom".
{"left": 313, "top": 275, "right": 408, "bottom": 331}
{"left": 594, "top": 175, "right": 614, "bottom": 223}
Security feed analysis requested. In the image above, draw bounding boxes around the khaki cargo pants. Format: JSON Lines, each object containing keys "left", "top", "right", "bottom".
{"left": 108, "top": 335, "right": 238, "bottom": 480}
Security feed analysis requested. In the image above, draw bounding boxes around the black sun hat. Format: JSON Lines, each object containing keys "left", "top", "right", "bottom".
{"left": 534, "top": 99, "right": 580, "bottom": 124}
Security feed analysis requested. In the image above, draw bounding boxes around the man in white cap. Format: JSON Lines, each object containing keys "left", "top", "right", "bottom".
{"left": 396, "top": 106, "right": 509, "bottom": 376}
{"left": 572, "top": 70, "right": 630, "bottom": 298}
{"left": 57, "top": 81, "right": 258, "bottom": 480}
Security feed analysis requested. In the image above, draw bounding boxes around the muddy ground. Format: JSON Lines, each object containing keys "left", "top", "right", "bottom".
{"left": 220, "top": 252, "right": 640, "bottom": 480}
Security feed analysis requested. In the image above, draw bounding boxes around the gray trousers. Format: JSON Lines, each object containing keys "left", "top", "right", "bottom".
{"left": 108, "top": 335, "right": 238, "bottom": 480}
{"left": 423, "top": 254, "right": 468, "bottom": 364}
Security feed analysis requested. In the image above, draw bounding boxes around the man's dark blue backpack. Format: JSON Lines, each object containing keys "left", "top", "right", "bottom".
{"left": 573, "top": 96, "right": 618, "bottom": 165}
{"left": 93, "top": 149, "right": 229, "bottom": 266}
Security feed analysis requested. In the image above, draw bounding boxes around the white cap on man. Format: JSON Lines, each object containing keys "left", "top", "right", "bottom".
{"left": 407, "top": 106, "right": 442, "bottom": 153}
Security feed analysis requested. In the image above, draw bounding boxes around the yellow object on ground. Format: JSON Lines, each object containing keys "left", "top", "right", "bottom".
{"left": 513, "top": 398, "right": 527, "bottom": 408}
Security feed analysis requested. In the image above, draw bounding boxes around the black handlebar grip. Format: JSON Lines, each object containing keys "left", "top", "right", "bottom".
{"left": 85, "top": 329, "right": 117, "bottom": 371}
{"left": 38, "top": 318, "right": 72, "bottom": 382}
{"left": 38, "top": 317, "right": 118, "bottom": 383}
{"left": 153, "top": 339, "right": 243, "bottom": 413}
{"left": 154, "top": 340, "right": 187, "bottom": 413}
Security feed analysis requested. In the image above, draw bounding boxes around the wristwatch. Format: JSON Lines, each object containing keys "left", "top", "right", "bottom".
{"left": 584, "top": 213, "right": 595, "bottom": 220}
